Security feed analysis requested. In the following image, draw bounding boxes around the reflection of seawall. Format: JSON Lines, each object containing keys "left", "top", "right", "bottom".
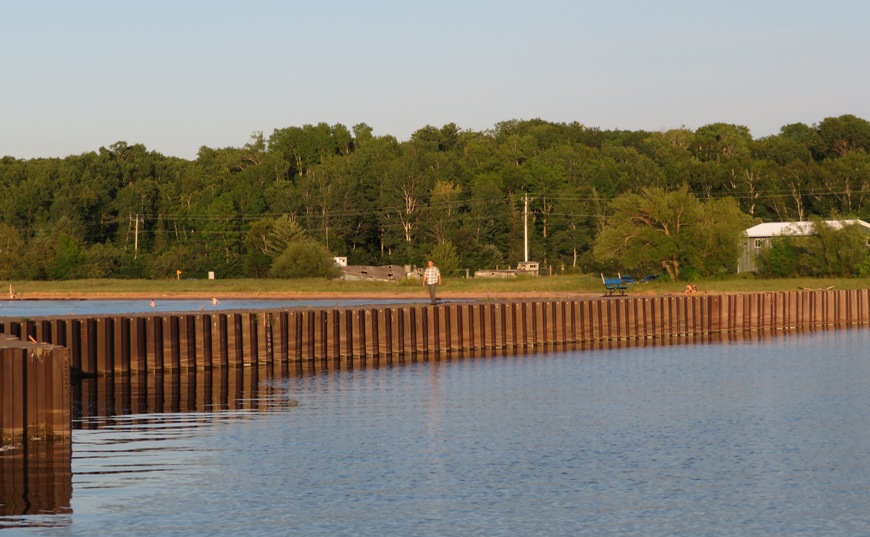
{"left": 1, "top": 365, "right": 296, "bottom": 525}
{"left": 74, "top": 365, "right": 297, "bottom": 424}
{"left": 0, "top": 442, "right": 72, "bottom": 523}
{"left": 2, "top": 290, "right": 870, "bottom": 377}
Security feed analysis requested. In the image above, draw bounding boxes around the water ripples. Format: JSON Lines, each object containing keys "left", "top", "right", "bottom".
{"left": 4, "top": 329, "right": 870, "bottom": 535}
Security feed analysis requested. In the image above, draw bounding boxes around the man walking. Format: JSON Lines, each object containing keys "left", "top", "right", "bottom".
{"left": 422, "top": 260, "right": 442, "bottom": 305}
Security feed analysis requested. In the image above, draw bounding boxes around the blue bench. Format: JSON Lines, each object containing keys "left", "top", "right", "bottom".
{"left": 601, "top": 274, "right": 629, "bottom": 296}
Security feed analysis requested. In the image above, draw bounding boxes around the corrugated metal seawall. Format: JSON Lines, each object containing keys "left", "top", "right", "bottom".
{"left": 2, "top": 289, "right": 869, "bottom": 377}
{"left": 0, "top": 343, "right": 71, "bottom": 444}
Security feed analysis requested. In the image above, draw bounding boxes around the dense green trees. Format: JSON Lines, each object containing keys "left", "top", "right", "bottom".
{"left": 1, "top": 115, "right": 870, "bottom": 280}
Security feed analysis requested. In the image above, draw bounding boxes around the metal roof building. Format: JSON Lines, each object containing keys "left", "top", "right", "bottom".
{"left": 738, "top": 220, "right": 870, "bottom": 273}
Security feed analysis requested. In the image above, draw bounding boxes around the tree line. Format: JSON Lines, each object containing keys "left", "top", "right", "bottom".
{"left": 2, "top": 115, "right": 870, "bottom": 281}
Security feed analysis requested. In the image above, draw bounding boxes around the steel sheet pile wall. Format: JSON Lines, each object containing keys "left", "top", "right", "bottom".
{"left": 0, "top": 343, "right": 71, "bottom": 444}
{"left": 2, "top": 289, "right": 869, "bottom": 377}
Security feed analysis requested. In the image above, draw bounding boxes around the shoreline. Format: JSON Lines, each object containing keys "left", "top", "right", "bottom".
{"left": 6, "top": 291, "right": 597, "bottom": 300}
{"left": 3, "top": 289, "right": 680, "bottom": 302}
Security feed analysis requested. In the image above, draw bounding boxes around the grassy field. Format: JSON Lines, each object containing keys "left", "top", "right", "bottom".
{"left": 4, "top": 274, "right": 870, "bottom": 299}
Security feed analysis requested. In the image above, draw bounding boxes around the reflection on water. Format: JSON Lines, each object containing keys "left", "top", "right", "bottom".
{"left": 2, "top": 365, "right": 298, "bottom": 531}
{"left": 4, "top": 328, "right": 870, "bottom": 535}
{"left": 73, "top": 365, "right": 299, "bottom": 422}
{"left": 0, "top": 442, "right": 71, "bottom": 529}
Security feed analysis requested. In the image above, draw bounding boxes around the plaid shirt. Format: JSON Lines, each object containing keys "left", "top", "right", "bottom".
{"left": 423, "top": 266, "right": 441, "bottom": 285}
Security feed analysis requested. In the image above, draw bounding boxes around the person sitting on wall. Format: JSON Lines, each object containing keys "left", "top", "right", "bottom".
{"left": 684, "top": 284, "right": 697, "bottom": 295}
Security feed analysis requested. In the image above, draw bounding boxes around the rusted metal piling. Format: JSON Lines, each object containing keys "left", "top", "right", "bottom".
{"left": 0, "top": 339, "right": 71, "bottom": 445}
{"left": 1, "top": 289, "right": 868, "bottom": 379}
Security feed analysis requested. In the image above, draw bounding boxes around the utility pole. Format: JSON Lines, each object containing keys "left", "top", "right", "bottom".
{"left": 523, "top": 193, "right": 529, "bottom": 262}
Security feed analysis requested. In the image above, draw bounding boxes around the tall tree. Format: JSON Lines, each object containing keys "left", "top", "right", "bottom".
{"left": 815, "top": 115, "right": 870, "bottom": 159}
{"left": 593, "top": 185, "right": 750, "bottom": 280}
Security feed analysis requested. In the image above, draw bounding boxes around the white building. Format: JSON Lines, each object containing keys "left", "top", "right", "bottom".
{"left": 739, "top": 220, "right": 870, "bottom": 273}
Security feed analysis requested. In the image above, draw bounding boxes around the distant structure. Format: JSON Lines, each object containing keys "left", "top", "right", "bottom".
{"left": 340, "top": 264, "right": 413, "bottom": 282}
{"left": 739, "top": 219, "right": 870, "bottom": 273}
{"left": 474, "top": 261, "right": 540, "bottom": 279}
{"left": 338, "top": 260, "right": 542, "bottom": 281}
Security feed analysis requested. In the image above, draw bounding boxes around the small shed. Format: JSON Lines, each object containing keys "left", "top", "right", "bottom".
{"left": 516, "top": 261, "right": 540, "bottom": 276}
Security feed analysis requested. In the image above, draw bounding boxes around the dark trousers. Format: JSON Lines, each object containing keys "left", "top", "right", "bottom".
{"left": 427, "top": 283, "right": 438, "bottom": 304}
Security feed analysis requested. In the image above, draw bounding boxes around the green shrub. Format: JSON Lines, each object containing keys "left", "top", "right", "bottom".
{"left": 680, "top": 267, "right": 701, "bottom": 282}
{"left": 856, "top": 253, "right": 870, "bottom": 277}
{"left": 48, "top": 235, "right": 87, "bottom": 280}
{"left": 756, "top": 237, "right": 798, "bottom": 278}
{"left": 269, "top": 239, "right": 341, "bottom": 279}
{"left": 429, "top": 241, "right": 460, "bottom": 277}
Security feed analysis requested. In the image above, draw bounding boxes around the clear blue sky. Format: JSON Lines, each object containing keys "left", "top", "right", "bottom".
{"left": 3, "top": 0, "right": 869, "bottom": 160}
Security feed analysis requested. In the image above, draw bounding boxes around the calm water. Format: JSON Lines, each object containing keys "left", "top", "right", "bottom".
{"left": 3, "top": 329, "right": 870, "bottom": 536}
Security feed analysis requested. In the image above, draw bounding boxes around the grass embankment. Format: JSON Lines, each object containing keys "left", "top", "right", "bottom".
{"left": 3, "top": 275, "right": 869, "bottom": 300}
